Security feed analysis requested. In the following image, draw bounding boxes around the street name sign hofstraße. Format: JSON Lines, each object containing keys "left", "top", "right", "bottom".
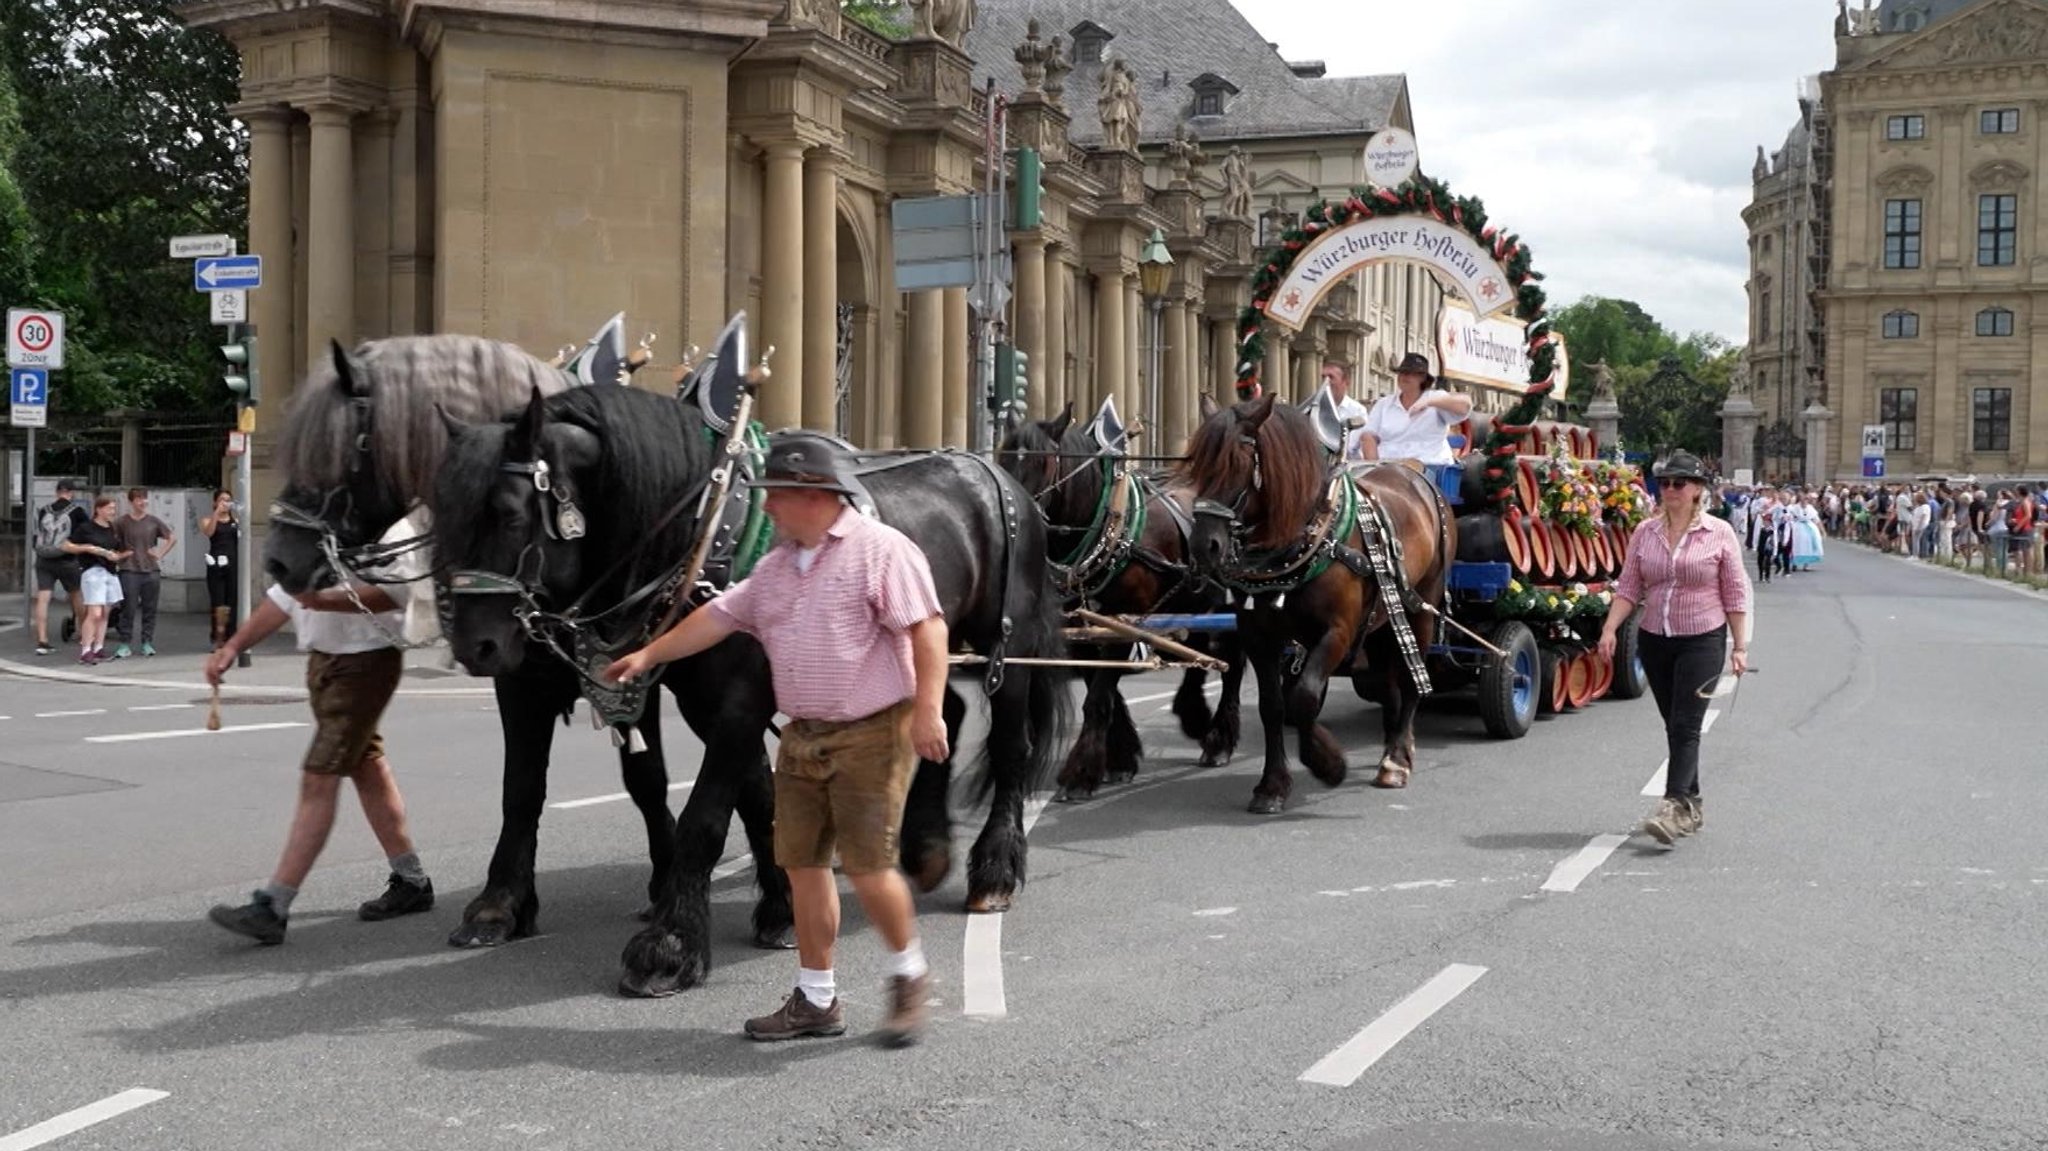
{"left": 194, "top": 255, "right": 262, "bottom": 291}
{"left": 170, "top": 234, "right": 235, "bottom": 259}
{"left": 7, "top": 307, "right": 65, "bottom": 368}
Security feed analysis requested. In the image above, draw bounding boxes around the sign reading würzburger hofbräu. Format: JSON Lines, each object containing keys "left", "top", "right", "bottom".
{"left": 1436, "top": 299, "right": 1569, "bottom": 399}
{"left": 1264, "top": 217, "right": 1515, "bottom": 332}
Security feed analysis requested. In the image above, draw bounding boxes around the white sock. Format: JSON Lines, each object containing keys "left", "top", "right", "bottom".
{"left": 797, "top": 966, "right": 836, "bottom": 1008}
{"left": 887, "top": 940, "right": 929, "bottom": 980}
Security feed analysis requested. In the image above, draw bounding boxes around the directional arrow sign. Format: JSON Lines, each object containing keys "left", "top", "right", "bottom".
{"left": 194, "top": 255, "right": 262, "bottom": 291}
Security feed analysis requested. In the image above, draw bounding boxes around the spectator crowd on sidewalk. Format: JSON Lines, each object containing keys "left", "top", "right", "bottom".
{"left": 1710, "top": 476, "right": 2044, "bottom": 581}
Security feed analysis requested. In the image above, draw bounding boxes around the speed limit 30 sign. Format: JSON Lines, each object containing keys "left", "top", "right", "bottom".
{"left": 7, "top": 308, "right": 65, "bottom": 369}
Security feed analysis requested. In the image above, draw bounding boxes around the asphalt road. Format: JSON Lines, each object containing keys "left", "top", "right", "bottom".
{"left": 1, "top": 545, "right": 2043, "bottom": 1151}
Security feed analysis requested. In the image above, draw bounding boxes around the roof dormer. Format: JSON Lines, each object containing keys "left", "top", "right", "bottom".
{"left": 1069, "top": 20, "right": 1113, "bottom": 64}
{"left": 1189, "top": 72, "right": 1240, "bottom": 119}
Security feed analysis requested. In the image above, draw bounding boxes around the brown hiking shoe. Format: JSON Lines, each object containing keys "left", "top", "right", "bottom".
{"left": 744, "top": 989, "right": 845, "bottom": 1041}
{"left": 1642, "top": 798, "right": 1688, "bottom": 845}
{"left": 876, "top": 972, "right": 929, "bottom": 1048}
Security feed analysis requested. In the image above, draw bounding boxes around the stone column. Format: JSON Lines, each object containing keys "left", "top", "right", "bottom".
{"left": 904, "top": 290, "right": 944, "bottom": 447}
{"left": 305, "top": 104, "right": 357, "bottom": 365}
{"left": 290, "top": 118, "right": 310, "bottom": 384}
{"left": 1211, "top": 319, "right": 1236, "bottom": 404}
{"left": 1802, "top": 399, "right": 1834, "bottom": 485}
{"left": 1124, "top": 277, "right": 1142, "bottom": 415}
{"left": 802, "top": 149, "right": 838, "bottom": 432}
{"left": 354, "top": 109, "right": 396, "bottom": 340}
{"left": 1266, "top": 330, "right": 1291, "bottom": 403}
{"left": 1014, "top": 234, "right": 1048, "bottom": 419}
{"left": 758, "top": 141, "right": 806, "bottom": 430}
{"left": 1093, "top": 268, "right": 1127, "bottom": 413}
{"left": 1045, "top": 253, "right": 1069, "bottom": 417}
{"left": 1718, "top": 389, "right": 1758, "bottom": 476}
{"left": 1162, "top": 298, "right": 1188, "bottom": 447}
{"left": 942, "top": 286, "right": 969, "bottom": 447}
{"left": 242, "top": 106, "right": 295, "bottom": 422}
{"left": 1184, "top": 303, "right": 1202, "bottom": 429}
{"left": 1587, "top": 389, "right": 1624, "bottom": 460}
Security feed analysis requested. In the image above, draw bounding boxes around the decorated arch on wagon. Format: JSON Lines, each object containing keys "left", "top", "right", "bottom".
{"left": 1232, "top": 175, "right": 1566, "bottom": 511}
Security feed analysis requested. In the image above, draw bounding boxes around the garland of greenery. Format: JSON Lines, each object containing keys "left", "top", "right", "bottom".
{"left": 1232, "top": 175, "right": 1559, "bottom": 509}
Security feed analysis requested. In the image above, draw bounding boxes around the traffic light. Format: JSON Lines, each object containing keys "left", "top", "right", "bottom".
{"left": 993, "top": 343, "right": 1029, "bottom": 415}
{"left": 221, "top": 330, "right": 259, "bottom": 406}
{"left": 1012, "top": 147, "right": 1043, "bottom": 231}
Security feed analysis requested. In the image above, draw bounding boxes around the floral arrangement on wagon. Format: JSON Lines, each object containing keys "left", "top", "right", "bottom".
{"left": 1592, "top": 461, "right": 1652, "bottom": 529}
{"left": 1536, "top": 450, "right": 1604, "bottom": 539}
{"left": 1493, "top": 578, "right": 1612, "bottom": 635}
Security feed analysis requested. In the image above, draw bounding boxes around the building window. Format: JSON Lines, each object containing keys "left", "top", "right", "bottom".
{"left": 1758, "top": 291, "right": 1772, "bottom": 340}
{"left": 1976, "top": 307, "right": 2016, "bottom": 337}
{"left": 1880, "top": 388, "right": 1918, "bottom": 452}
{"left": 1883, "top": 198, "right": 1922, "bottom": 268}
{"left": 1886, "top": 114, "right": 1926, "bottom": 141}
{"left": 1882, "top": 310, "right": 1919, "bottom": 339}
{"left": 1761, "top": 234, "right": 1773, "bottom": 257}
{"left": 1981, "top": 108, "right": 2021, "bottom": 135}
{"left": 1195, "top": 92, "right": 1222, "bottom": 117}
{"left": 1973, "top": 387, "right": 2012, "bottom": 452}
{"left": 1978, "top": 194, "right": 2018, "bottom": 266}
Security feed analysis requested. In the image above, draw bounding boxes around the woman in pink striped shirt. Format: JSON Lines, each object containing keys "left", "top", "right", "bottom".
{"left": 1597, "top": 451, "right": 1753, "bottom": 846}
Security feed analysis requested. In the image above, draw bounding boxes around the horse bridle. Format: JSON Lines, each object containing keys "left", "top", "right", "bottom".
{"left": 1191, "top": 425, "right": 1267, "bottom": 565}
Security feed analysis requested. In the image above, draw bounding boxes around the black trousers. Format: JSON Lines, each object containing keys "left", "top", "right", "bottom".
{"left": 1638, "top": 625, "right": 1726, "bottom": 800}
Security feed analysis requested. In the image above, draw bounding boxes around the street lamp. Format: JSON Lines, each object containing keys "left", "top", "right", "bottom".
{"left": 1138, "top": 227, "right": 1175, "bottom": 440}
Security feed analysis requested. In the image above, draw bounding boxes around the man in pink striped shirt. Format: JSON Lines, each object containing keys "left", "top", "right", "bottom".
{"left": 605, "top": 433, "right": 948, "bottom": 1047}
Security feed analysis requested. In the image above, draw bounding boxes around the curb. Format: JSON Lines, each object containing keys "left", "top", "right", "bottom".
{"left": 1880, "top": 550, "right": 2048, "bottom": 602}
{"left": 0, "top": 655, "right": 495, "bottom": 697}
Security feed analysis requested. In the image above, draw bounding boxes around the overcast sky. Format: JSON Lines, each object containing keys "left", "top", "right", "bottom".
{"left": 1250, "top": 0, "right": 1843, "bottom": 344}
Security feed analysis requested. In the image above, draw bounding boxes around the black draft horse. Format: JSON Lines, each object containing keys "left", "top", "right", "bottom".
{"left": 1180, "top": 394, "right": 1455, "bottom": 813}
{"left": 997, "top": 403, "right": 1244, "bottom": 799}
{"left": 264, "top": 337, "right": 699, "bottom": 951}
{"left": 433, "top": 383, "right": 1073, "bottom": 995}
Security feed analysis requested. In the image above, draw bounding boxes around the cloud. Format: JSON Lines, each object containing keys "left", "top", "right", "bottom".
{"left": 1247, "top": 0, "right": 1840, "bottom": 343}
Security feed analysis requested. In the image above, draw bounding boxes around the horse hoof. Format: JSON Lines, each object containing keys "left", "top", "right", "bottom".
{"left": 907, "top": 842, "right": 952, "bottom": 893}
{"left": 1372, "top": 766, "right": 1411, "bottom": 789}
{"left": 1198, "top": 749, "right": 1230, "bottom": 768}
{"left": 1105, "top": 769, "right": 1137, "bottom": 785}
{"left": 447, "top": 918, "right": 517, "bottom": 949}
{"left": 618, "top": 929, "right": 707, "bottom": 998}
{"left": 965, "top": 890, "right": 1014, "bottom": 914}
{"left": 617, "top": 972, "right": 683, "bottom": 999}
{"left": 1247, "top": 794, "right": 1285, "bottom": 816}
{"left": 752, "top": 925, "right": 797, "bottom": 951}
{"left": 1054, "top": 786, "right": 1092, "bottom": 804}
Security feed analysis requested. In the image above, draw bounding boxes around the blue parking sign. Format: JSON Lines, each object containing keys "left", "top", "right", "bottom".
{"left": 10, "top": 366, "right": 46, "bottom": 404}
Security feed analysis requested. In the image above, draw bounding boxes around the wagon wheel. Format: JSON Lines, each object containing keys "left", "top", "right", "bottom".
{"left": 1478, "top": 620, "right": 1539, "bottom": 739}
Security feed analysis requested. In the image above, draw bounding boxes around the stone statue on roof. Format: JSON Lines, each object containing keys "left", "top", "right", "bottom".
{"left": 1849, "top": 0, "right": 1878, "bottom": 36}
{"left": 907, "top": 0, "right": 975, "bottom": 48}
{"left": 1097, "top": 56, "right": 1140, "bottom": 153}
{"left": 1753, "top": 145, "right": 1769, "bottom": 182}
{"left": 1043, "top": 35, "right": 1072, "bottom": 108}
{"left": 1835, "top": 0, "right": 1851, "bottom": 36}
{"left": 1220, "top": 146, "right": 1253, "bottom": 220}
{"left": 1165, "top": 124, "right": 1206, "bottom": 188}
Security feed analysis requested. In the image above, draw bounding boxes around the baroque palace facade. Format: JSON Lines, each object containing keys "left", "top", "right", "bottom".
{"left": 177, "top": 0, "right": 1439, "bottom": 464}
{"left": 1748, "top": 0, "right": 2048, "bottom": 481}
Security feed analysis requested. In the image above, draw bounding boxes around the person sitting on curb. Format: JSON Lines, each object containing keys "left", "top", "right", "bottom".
{"left": 204, "top": 561, "right": 433, "bottom": 945}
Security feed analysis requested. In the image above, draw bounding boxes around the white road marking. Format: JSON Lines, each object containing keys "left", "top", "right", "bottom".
{"left": 85, "top": 722, "right": 307, "bottom": 744}
{"left": 1300, "top": 964, "right": 1489, "bottom": 1087}
{"left": 1156, "top": 681, "right": 1224, "bottom": 712}
{"left": 711, "top": 856, "right": 754, "bottom": 882}
{"left": 961, "top": 793, "right": 1051, "bottom": 1020}
{"left": 1540, "top": 834, "right": 1630, "bottom": 894}
{"left": 128, "top": 703, "right": 195, "bottom": 712}
{"left": 1317, "top": 890, "right": 1350, "bottom": 897}
{"left": 550, "top": 781, "right": 693, "bottom": 810}
{"left": 35, "top": 709, "right": 105, "bottom": 718}
{"left": 1192, "top": 906, "right": 1237, "bottom": 917}
{"left": 0, "top": 1088, "right": 169, "bottom": 1151}
{"left": 1386, "top": 879, "right": 1456, "bottom": 891}
{"left": 1640, "top": 708, "right": 1720, "bottom": 795}
{"left": 1126, "top": 680, "right": 1222, "bottom": 707}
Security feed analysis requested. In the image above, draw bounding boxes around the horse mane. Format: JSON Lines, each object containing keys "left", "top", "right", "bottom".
{"left": 544, "top": 385, "right": 716, "bottom": 575}
{"left": 276, "top": 335, "right": 570, "bottom": 501}
{"left": 1179, "top": 399, "right": 1327, "bottom": 550}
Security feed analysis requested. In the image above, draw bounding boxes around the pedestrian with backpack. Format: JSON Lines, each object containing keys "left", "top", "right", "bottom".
{"left": 30, "top": 479, "right": 89, "bottom": 656}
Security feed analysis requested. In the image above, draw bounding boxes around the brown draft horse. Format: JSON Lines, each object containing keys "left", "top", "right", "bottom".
{"left": 1181, "top": 394, "right": 1455, "bottom": 814}
{"left": 998, "top": 403, "right": 1245, "bottom": 801}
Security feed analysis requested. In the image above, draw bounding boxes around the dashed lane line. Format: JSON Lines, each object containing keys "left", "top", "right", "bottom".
{"left": 550, "top": 781, "right": 694, "bottom": 810}
{"left": 128, "top": 703, "right": 195, "bottom": 712}
{"left": 85, "top": 722, "right": 307, "bottom": 744}
{"left": 1540, "top": 834, "right": 1629, "bottom": 894}
{"left": 34, "top": 709, "right": 105, "bottom": 718}
{"left": 1300, "top": 964, "right": 1489, "bottom": 1087}
{"left": 0, "top": 1088, "right": 169, "bottom": 1151}
{"left": 961, "top": 792, "right": 1052, "bottom": 1020}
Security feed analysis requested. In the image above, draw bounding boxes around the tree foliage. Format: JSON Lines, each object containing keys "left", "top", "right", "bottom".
{"left": 1551, "top": 295, "right": 1738, "bottom": 459}
{"left": 843, "top": 0, "right": 912, "bottom": 38}
{"left": 0, "top": 0, "right": 246, "bottom": 418}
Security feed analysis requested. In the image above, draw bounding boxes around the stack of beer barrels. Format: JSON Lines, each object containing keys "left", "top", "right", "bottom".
{"left": 1451, "top": 418, "right": 1644, "bottom": 587}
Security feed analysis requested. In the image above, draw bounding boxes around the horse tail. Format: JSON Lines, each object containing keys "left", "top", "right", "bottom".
{"left": 968, "top": 459, "right": 1074, "bottom": 804}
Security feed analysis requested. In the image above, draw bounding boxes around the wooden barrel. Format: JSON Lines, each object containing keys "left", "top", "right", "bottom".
{"left": 1551, "top": 523, "right": 1580, "bottom": 580}
{"left": 1539, "top": 648, "right": 1565, "bottom": 715}
{"left": 1455, "top": 513, "right": 1512, "bottom": 565}
{"left": 1565, "top": 653, "right": 1597, "bottom": 708}
{"left": 1584, "top": 528, "right": 1610, "bottom": 580}
{"left": 1589, "top": 652, "right": 1615, "bottom": 700}
{"left": 1608, "top": 523, "right": 1632, "bottom": 574}
{"left": 1514, "top": 458, "right": 1542, "bottom": 517}
{"left": 1523, "top": 518, "right": 1556, "bottom": 582}
{"left": 1460, "top": 451, "right": 1496, "bottom": 507}
{"left": 1502, "top": 509, "right": 1533, "bottom": 575}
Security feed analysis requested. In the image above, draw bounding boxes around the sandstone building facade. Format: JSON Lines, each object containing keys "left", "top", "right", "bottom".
{"left": 177, "top": 0, "right": 1440, "bottom": 472}
{"left": 1756, "top": 0, "right": 2048, "bottom": 481}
